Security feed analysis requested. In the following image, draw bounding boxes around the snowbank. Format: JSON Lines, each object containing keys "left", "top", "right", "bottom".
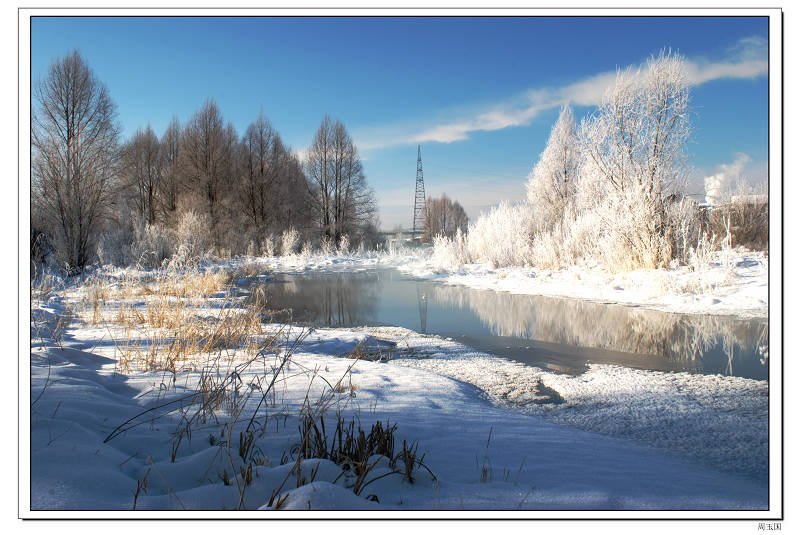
{"left": 250, "top": 246, "right": 768, "bottom": 318}
{"left": 29, "top": 300, "right": 767, "bottom": 512}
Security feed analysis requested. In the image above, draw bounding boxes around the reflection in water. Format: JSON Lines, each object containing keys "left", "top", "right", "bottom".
{"left": 427, "top": 284, "right": 768, "bottom": 379}
{"left": 252, "top": 269, "right": 768, "bottom": 380}
{"left": 256, "top": 272, "right": 382, "bottom": 327}
{"left": 417, "top": 285, "right": 427, "bottom": 334}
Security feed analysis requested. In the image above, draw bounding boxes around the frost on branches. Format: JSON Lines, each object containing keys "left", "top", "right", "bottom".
{"left": 438, "top": 49, "right": 709, "bottom": 273}
{"left": 527, "top": 105, "right": 580, "bottom": 233}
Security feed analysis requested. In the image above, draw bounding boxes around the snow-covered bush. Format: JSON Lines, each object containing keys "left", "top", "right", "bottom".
{"left": 131, "top": 220, "right": 174, "bottom": 268}
{"left": 280, "top": 228, "right": 300, "bottom": 256}
{"left": 431, "top": 228, "right": 470, "bottom": 269}
{"left": 337, "top": 234, "right": 350, "bottom": 255}
{"left": 97, "top": 218, "right": 175, "bottom": 268}
{"left": 300, "top": 240, "right": 314, "bottom": 258}
{"left": 261, "top": 234, "right": 276, "bottom": 257}
{"left": 174, "top": 210, "right": 212, "bottom": 262}
{"left": 582, "top": 180, "right": 674, "bottom": 270}
{"left": 96, "top": 228, "right": 132, "bottom": 267}
{"left": 665, "top": 197, "right": 701, "bottom": 265}
{"left": 320, "top": 236, "right": 335, "bottom": 256}
{"left": 466, "top": 203, "right": 535, "bottom": 268}
{"left": 688, "top": 230, "right": 717, "bottom": 273}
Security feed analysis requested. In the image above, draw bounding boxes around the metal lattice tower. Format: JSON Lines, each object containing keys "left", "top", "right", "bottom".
{"left": 412, "top": 145, "right": 426, "bottom": 239}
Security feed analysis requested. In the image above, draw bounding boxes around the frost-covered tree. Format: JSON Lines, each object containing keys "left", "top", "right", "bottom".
{"left": 579, "top": 49, "right": 692, "bottom": 268}
{"left": 31, "top": 50, "right": 120, "bottom": 272}
{"left": 527, "top": 105, "right": 580, "bottom": 230}
{"left": 580, "top": 50, "right": 690, "bottom": 198}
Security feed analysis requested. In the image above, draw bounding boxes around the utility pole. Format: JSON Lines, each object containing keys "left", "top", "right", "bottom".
{"left": 412, "top": 145, "right": 426, "bottom": 240}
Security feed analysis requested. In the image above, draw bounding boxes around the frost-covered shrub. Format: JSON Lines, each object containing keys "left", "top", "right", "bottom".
{"left": 96, "top": 219, "right": 174, "bottom": 268}
{"left": 130, "top": 221, "right": 174, "bottom": 268}
{"left": 173, "top": 211, "right": 211, "bottom": 264}
{"left": 431, "top": 228, "right": 470, "bottom": 269}
{"left": 320, "top": 236, "right": 335, "bottom": 256}
{"left": 280, "top": 228, "right": 300, "bottom": 256}
{"left": 586, "top": 181, "right": 673, "bottom": 271}
{"left": 526, "top": 206, "right": 597, "bottom": 270}
{"left": 300, "top": 240, "right": 313, "bottom": 258}
{"left": 337, "top": 234, "right": 350, "bottom": 255}
{"left": 96, "top": 228, "right": 133, "bottom": 267}
{"left": 261, "top": 234, "right": 276, "bottom": 257}
{"left": 665, "top": 198, "right": 701, "bottom": 264}
{"left": 688, "top": 230, "right": 717, "bottom": 273}
{"left": 467, "top": 203, "right": 535, "bottom": 268}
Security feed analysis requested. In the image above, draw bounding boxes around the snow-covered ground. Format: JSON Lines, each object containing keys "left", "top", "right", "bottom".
{"left": 27, "top": 260, "right": 769, "bottom": 513}
{"left": 254, "top": 246, "right": 768, "bottom": 319}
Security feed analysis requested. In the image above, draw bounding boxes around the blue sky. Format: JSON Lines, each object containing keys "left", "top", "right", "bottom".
{"left": 31, "top": 16, "right": 769, "bottom": 229}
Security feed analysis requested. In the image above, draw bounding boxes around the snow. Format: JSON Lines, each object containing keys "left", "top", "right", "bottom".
{"left": 28, "top": 267, "right": 769, "bottom": 513}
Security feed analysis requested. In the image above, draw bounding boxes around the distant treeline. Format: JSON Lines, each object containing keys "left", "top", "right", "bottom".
{"left": 31, "top": 50, "right": 379, "bottom": 272}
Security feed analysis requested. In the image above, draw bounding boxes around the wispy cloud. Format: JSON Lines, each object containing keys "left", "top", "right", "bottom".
{"left": 356, "top": 36, "right": 768, "bottom": 150}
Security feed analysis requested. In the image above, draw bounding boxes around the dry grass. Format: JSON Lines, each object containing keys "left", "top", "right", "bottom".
{"left": 35, "top": 260, "right": 435, "bottom": 509}
{"left": 71, "top": 264, "right": 273, "bottom": 374}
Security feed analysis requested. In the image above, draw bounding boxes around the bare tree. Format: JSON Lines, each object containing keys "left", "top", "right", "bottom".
{"left": 276, "top": 150, "right": 312, "bottom": 230}
{"left": 181, "top": 99, "right": 235, "bottom": 240}
{"left": 121, "top": 124, "right": 161, "bottom": 225}
{"left": 159, "top": 116, "right": 182, "bottom": 221}
{"left": 423, "top": 194, "right": 469, "bottom": 241}
{"left": 239, "top": 112, "right": 283, "bottom": 229}
{"left": 305, "top": 115, "right": 375, "bottom": 242}
{"left": 31, "top": 50, "right": 120, "bottom": 272}
{"left": 305, "top": 115, "right": 335, "bottom": 237}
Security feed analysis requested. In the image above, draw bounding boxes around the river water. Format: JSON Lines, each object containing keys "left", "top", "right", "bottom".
{"left": 251, "top": 268, "right": 769, "bottom": 381}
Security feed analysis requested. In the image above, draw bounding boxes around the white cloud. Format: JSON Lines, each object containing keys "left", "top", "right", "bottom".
{"left": 357, "top": 36, "right": 768, "bottom": 151}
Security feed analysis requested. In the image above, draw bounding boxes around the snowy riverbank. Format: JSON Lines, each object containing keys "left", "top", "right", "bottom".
{"left": 27, "top": 263, "right": 769, "bottom": 513}
{"left": 254, "top": 246, "right": 768, "bottom": 319}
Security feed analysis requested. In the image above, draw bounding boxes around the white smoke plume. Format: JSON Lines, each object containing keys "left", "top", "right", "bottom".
{"left": 704, "top": 153, "right": 751, "bottom": 205}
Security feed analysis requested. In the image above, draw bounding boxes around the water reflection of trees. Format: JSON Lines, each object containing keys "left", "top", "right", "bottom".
{"left": 256, "top": 273, "right": 381, "bottom": 327}
{"left": 428, "top": 285, "right": 768, "bottom": 375}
